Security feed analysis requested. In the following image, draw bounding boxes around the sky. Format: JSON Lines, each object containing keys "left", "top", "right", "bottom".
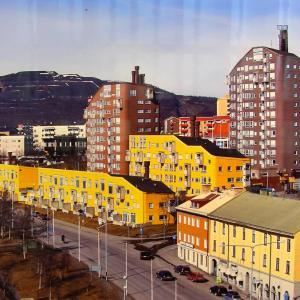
{"left": 1, "top": 0, "right": 300, "bottom": 97}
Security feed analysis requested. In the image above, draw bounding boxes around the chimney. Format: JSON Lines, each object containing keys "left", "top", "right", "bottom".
{"left": 131, "top": 70, "right": 136, "bottom": 84}
{"left": 277, "top": 25, "right": 288, "bottom": 52}
{"left": 135, "top": 66, "right": 139, "bottom": 84}
{"left": 139, "top": 74, "right": 145, "bottom": 84}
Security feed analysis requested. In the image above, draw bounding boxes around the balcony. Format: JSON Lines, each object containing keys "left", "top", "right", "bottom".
{"left": 136, "top": 152, "right": 143, "bottom": 163}
{"left": 171, "top": 152, "right": 178, "bottom": 165}
{"left": 125, "top": 150, "right": 131, "bottom": 162}
{"left": 157, "top": 153, "right": 165, "bottom": 164}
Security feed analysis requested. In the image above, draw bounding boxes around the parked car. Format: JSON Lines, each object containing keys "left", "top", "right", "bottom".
{"left": 223, "top": 291, "right": 241, "bottom": 299}
{"left": 187, "top": 272, "right": 208, "bottom": 283}
{"left": 286, "top": 189, "right": 298, "bottom": 194}
{"left": 156, "top": 270, "right": 175, "bottom": 281}
{"left": 209, "top": 285, "right": 228, "bottom": 296}
{"left": 174, "top": 265, "right": 191, "bottom": 275}
{"left": 140, "top": 251, "right": 154, "bottom": 260}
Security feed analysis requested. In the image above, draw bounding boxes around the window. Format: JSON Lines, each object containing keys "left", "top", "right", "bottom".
{"left": 277, "top": 236, "right": 280, "bottom": 249}
{"left": 252, "top": 251, "right": 255, "bottom": 264}
{"left": 129, "top": 89, "right": 136, "bottom": 96}
{"left": 213, "top": 240, "right": 216, "bottom": 252}
{"left": 227, "top": 166, "right": 232, "bottom": 171}
{"left": 204, "top": 221, "right": 208, "bottom": 230}
{"left": 218, "top": 166, "right": 222, "bottom": 172}
{"left": 242, "top": 228, "right": 246, "bottom": 240}
{"left": 241, "top": 248, "right": 245, "bottom": 261}
{"left": 263, "top": 254, "right": 267, "bottom": 267}
{"left": 222, "top": 223, "right": 226, "bottom": 235}
{"left": 252, "top": 230, "right": 256, "bottom": 243}
{"left": 184, "top": 216, "right": 186, "bottom": 224}
{"left": 233, "top": 226, "right": 236, "bottom": 238}
{"left": 232, "top": 245, "right": 236, "bottom": 258}
{"left": 276, "top": 258, "right": 280, "bottom": 271}
{"left": 221, "top": 242, "right": 225, "bottom": 255}
{"left": 286, "top": 261, "right": 290, "bottom": 274}
{"left": 213, "top": 221, "right": 216, "bottom": 232}
{"left": 287, "top": 239, "right": 291, "bottom": 252}
{"left": 149, "top": 215, "right": 153, "bottom": 221}
{"left": 264, "top": 233, "right": 268, "bottom": 245}
{"left": 149, "top": 203, "right": 154, "bottom": 209}
{"left": 159, "top": 215, "right": 167, "bottom": 221}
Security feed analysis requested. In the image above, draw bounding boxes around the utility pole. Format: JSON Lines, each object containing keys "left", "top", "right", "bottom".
{"left": 78, "top": 213, "right": 81, "bottom": 262}
{"left": 46, "top": 206, "right": 49, "bottom": 244}
{"left": 52, "top": 209, "right": 55, "bottom": 248}
{"left": 11, "top": 191, "right": 14, "bottom": 229}
{"left": 123, "top": 241, "right": 128, "bottom": 298}
{"left": 150, "top": 258, "right": 153, "bottom": 300}
{"left": 97, "top": 227, "right": 101, "bottom": 277}
{"left": 105, "top": 220, "right": 108, "bottom": 281}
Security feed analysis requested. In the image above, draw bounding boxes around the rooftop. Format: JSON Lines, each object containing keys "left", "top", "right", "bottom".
{"left": 210, "top": 192, "right": 300, "bottom": 235}
{"left": 176, "top": 190, "right": 242, "bottom": 216}
{"left": 110, "top": 175, "right": 174, "bottom": 194}
{"left": 175, "top": 136, "right": 245, "bottom": 158}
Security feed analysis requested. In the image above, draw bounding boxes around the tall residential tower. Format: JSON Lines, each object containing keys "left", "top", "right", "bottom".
{"left": 85, "top": 66, "right": 160, "bottom": 174}
{"left": 229, "top": 26, "right": 300, "bottom": 178}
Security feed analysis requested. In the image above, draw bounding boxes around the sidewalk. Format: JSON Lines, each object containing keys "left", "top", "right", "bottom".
{"left": 156, "top": 244, "right": 251, "bottom": 300}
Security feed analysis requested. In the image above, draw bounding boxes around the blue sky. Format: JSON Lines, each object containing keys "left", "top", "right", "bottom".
{"left": 1, "top": 0, "right": 300, "bottom": 96}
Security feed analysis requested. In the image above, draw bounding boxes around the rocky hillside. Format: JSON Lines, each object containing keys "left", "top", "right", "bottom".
{"left": 0, "top": 71, "right": 216, "bottom": 127}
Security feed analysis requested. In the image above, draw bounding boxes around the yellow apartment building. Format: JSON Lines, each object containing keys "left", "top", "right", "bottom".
{"left": 0, "top": 164, "right": 38, "bottom": 201}
{"left": 0, "top": 164, "right": 175, "bottom": 226}
{"left": 127, "top": 135, "right": 250, "bottom": 195}
{"left": 208, "top": 192, "right": 300, "bottom": 300}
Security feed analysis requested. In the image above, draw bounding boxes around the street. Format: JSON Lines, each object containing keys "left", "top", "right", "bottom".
{"left": 41, "top": 219, "right": 216, "bottom": 300}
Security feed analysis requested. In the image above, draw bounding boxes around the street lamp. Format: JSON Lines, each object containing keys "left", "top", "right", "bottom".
{"left": 97, "top": 220, "right": 107, "bottom": 278}
{"left": 78, "top": 209, "right": 85, "bottom": 262}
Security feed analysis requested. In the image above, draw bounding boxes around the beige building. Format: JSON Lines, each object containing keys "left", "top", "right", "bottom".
{"left": 32, "top": 124, "right": 86, "bottom": 150}
{"left": 217, "top": 94, "right": 230, "bottom": 116}
{"left": 0, "top": 135, "right": 25, "bottom": 157}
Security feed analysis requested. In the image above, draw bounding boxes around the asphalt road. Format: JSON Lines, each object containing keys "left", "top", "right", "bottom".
{"left": 41, "top": 219, "right": 216, "bottom": 300}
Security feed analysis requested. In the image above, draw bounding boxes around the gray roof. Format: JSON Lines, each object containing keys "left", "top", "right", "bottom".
{"left": 209, "top": 192, "right": 300, "bottom": 235}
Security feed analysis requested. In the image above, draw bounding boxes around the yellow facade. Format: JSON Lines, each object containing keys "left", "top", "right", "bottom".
{"left": 209, "top": 220, "right": 298, "bottom": 299}
{"left": 217, "top": 94, "right": 229, "bottom": 116}
{"left": 128, "top": 135, "right": 250, "bottom": 195}
{"left": 0, "top": 164, "right": 174, "bottom": 225}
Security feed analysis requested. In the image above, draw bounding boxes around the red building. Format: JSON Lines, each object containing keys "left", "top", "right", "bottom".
{"left": 164, "top": 116, "right": 230, "bottom": 148}
{"left": 85, "top": 66, "right": 160, "bottom": 174}
{"left": 229, "top": 26, "right": 300, "bottom": 178}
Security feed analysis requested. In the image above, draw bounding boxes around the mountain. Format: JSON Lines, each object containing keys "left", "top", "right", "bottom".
{"left": 0, "top": 71, "right": 216, "bottom": 127}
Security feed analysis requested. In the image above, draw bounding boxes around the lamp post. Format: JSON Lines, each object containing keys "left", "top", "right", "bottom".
{"left": 78, "top": 213, "right": 81, "bottom": 261}
{"left": 52, "top": 209, "right": 55, "bottom": 247}
{"left": 105, "top": 220, "right": 108, "bottom": 281}
{"left": 11, "top": 191, "right": 14, "bottom": 230}
{"left": 150, "top": 258, "right": 153, "bottom": 300}
{"left": 123, "top": 241, "right": 128, "bottom": 299}
{"left": 97, "top": 221, "right": 107, "bottom": 278}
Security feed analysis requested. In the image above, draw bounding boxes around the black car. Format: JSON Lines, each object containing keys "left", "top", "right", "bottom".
{"left": 140, "top": 251, "right": 154, "bottom": 260}
{"left": 223, "top": 291, "right": 241, "bottom": 300}
{"left": 174, "top": 265, "right": 191, "bottom": 275}
{"left": 209, "top": 285, "right": 228, "bottom": 296}
{"left": 156, "top": 270, "right": 175, "bottom": 281}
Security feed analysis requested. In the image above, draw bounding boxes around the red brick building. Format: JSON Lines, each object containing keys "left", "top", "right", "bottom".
{"left": 229, "top": 26, "right": 300, "bottom": 178}
{"left": 164, "top": 115, "right": 230, "bottom": 148}
{"left": 85, "top": 66, "right": 160, "bottom": 174}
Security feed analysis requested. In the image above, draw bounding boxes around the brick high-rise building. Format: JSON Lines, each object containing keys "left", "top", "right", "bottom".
{"left": 85, "top": 66, "right": 160, "bottom": 174}
{"left": 229, "top": 26, "right": 300, "bottom": 178}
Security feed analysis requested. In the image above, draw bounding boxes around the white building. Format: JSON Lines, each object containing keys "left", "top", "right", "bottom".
{"left": 32, "top": 124, "right": 86, "bottom": 150}
{"left": 0, "top": 135, "right": 25, "bottom": 157}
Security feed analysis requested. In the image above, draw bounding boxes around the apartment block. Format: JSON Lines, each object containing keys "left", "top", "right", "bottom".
{"left": 128, "top": 135, "right": 250, "bottom": 195}
{"left": 229, "top": 26, "right": 300, "bottom": 178}
{"left": 32, "top": 124, "right": 85, "bottom": 150}
{"left": 209, "top": 192, "right": 300, "bottom": 300}
{"left": 0, "top": 135, "right": 26, "bottom": 157}
{"left": 0, "top": 164, "right": 174, "bottom": 226}
{"left": 164, "top": 116, "right": 230, "bottom": 149}
{"left": 217, "top": 94, "right": 230, "bottom": 116}
{"left": 85, "top": 66, "right": 160, "bottom": 175}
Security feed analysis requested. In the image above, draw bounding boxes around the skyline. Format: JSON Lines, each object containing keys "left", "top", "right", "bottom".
{"left": 1, "top": 0, "right": 300, "bottom": 97}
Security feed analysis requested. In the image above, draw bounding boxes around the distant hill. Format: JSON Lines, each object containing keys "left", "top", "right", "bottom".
{"left": 0, "top": 71, "right": 216, "bottom": 127}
